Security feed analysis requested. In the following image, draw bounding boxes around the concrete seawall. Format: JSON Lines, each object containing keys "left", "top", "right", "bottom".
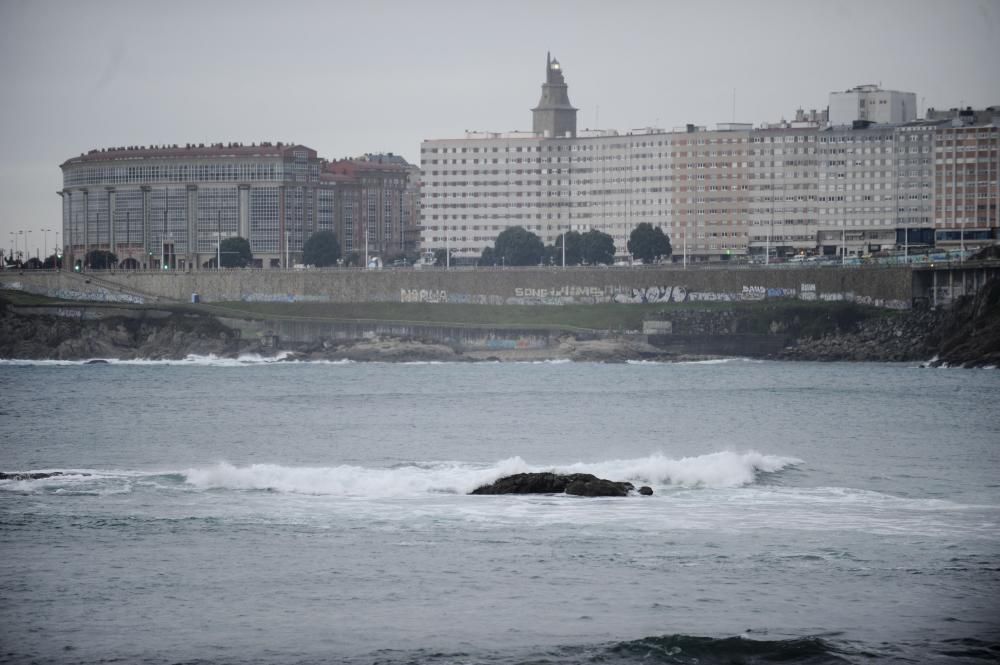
{"left": 2, "top": 265, "right": 915, "bottom": 309}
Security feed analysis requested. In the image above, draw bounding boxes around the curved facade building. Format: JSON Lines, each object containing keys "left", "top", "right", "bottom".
{"left": 59, "top": 143, "right": 419, "bottom": 269}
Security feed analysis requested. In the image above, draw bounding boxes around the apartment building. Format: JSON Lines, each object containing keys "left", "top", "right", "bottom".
{"left": 829, "top": 84, "right": 917, "bottom": 126}
{"left": 934, "top": 122, "right": 1000, "bottom": 251}
{"left": 420, "top": 57, "right": 998, "bottom": 262}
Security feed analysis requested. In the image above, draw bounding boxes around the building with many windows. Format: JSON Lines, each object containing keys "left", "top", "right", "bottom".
{"left": 59, "top": 143, "right": 418, "bottom": 270}
{"left": 828, "top": 84, "right": 917, "bottom": 127}
{"left": 420, "top": 57, "right": 998, "bottom": 262}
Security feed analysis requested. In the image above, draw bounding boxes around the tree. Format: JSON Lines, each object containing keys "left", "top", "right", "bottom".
{"left": 545, "top": 231, "right": 583, "bottom": 266}
{"left": 627, "top": 223, "right": 672, "bottom": 264}
{"left": 85, "top": 249, "right": 118, "bottom": 270}
{"left": 580, "top": 229, "right": 616, "bottom": 265}
{"left": 302, "top": 230, "right": 341, "bottom": 267}
{"left": 43, "top": 254, "right": 62, "bottom": 270}
{"left": 494, "top": 226, "right": 544, "bottom": 266}
{"left": 219, "top": 237, "right": 252, "bottom": 268}
{"left": 478, "top": 246, "right": 496, "bottom": 267}
{"left": 433, "top": 248, "right": 448, "bottom": 266}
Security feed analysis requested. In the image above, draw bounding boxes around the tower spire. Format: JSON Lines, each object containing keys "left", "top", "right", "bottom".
{"left": 531, "top": 53, "right": 577, "bottom": 138}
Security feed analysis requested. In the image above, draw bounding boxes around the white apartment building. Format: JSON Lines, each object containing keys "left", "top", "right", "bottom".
{"left": 420, "top": 59, "right": 995, "bottom": 262}
{"left": 829, "top": 84, "right": 917, "bottom": 127}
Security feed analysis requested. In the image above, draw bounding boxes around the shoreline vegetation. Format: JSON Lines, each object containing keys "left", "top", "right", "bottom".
{"left": 2, "top": 279, "right": 998, "bottom": 367}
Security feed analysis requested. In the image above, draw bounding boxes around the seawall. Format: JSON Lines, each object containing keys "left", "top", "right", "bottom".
{"left": 1, "top": 265, "right": 915, "bottom": 309}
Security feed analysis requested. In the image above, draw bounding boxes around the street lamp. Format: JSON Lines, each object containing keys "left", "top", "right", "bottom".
{"left": 162, "top": 208, "right": 168, "bottom": 270}
{"left": 217, "top": 210, "right": 222, "bottom": 270}
{"left": 40, "top": 228, "right": 51, "bottom": 264}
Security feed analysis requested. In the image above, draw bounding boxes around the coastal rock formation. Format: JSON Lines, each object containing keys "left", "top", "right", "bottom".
{"left": 471, "top": 472, "right": 636, "bottom": 497}
{"left": 284, "top": 336, "right": 464, "bottom": 363}
{"left": 0, "top": 301, "right": 241, "bottom": 360}
{"left": 555, "top": 336, "right": 665, "bottom": 363}
{"left": 927, "top": 277, "right": 1000, "bottom": 368}
{"left": 3, "top": 279, "right": 998, "bottom": 366}
{"left": 778, "top": 279, "right": 1000, "bottom": 367}
{"left": 0, "top": 471, "right": 73, "bottom": 480}
{"left": 778, "top": 309, "right": 945, "bottom": 362}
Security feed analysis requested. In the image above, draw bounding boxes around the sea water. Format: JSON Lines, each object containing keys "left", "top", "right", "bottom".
{"left": 1, "top": 358, "right": 998, "bottom": 664}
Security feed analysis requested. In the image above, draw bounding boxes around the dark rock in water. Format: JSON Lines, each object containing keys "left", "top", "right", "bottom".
{"left": 0, "top": 471, "right": 67, "bottom": 480}
{"left": 638, "top": 486, "right": 654, "bottom": 496}
{"left": 471, "top": 472, "right": 635, "bottom": 497}
{"left": 84, "top": 359, "right": 110, "bottom": 364}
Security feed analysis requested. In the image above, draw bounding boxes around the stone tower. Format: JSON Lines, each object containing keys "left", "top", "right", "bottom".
{"left": 532, "top": 52, "right": 577, "bottom": 138}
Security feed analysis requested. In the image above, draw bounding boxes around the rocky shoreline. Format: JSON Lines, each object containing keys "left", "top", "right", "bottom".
{"left": 2, "top": 281, "right": 998, "bottom": 366}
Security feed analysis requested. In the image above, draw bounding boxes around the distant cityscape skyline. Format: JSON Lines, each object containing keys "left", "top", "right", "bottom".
{"left": 1, "top": 0, "right": 998, "bottom": 250}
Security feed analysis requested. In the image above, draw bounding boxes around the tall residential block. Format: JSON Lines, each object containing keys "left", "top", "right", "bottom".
{"left": 829, "top": 84, "right": 917, "bottom": 126}
{"left": 420, "top": 56, "right": 998, "bottom": 263}
{"left": 60, "top": 143, "right": 419, "bottom": 270}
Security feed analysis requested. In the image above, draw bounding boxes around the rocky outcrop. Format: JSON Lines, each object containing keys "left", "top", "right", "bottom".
{"left": 470, "top": 472, "right": 638, "bottom": 497}
{"left": 280, "top": 336, "right": 465, "bottom": 363}
{"left": 554, "top": 336, "right": 666, "bottom": 363}
{"left": 0, "top": 471, "right": 79, "bottom": 480}
{"left": 4, "top": 280, "right": 998, "bottom": 366}
{"left": 778, "top": 309, "right": 946, "bottom": 362}
{"left": 0, "top": 302, "right": 243, "bottom": 360}
{"left": 778, "top": 279, "right": 1000, "bottom": 367}
{"left": 927, "top": 278, "right": 1000, "bottom": 368}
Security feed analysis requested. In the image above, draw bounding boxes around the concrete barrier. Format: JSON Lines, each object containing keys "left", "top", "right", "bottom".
{"left": 2, "top": 265, "right": 915, "bottom": 309}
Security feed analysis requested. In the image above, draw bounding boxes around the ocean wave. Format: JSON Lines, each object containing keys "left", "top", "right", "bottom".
{"left": 0, "top": 353, "right": 356, "bottom": 367}
{"left": 179, "top": 451, "right": 801, "bottom": 497}
{"left": 1, "top": 452, "right": 803, "bottom": 498}
{"left": 360, "top": 633, "right": 853, "bottom": 664}
{"left": 603, "top": 633, "right": 852, "bottom": 664}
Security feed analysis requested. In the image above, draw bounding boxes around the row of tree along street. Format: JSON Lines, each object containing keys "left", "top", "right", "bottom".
{"left": 476, "top": 222, "right": 672, "bottom": 267}
{"left": 3, "top": 224, "right": 675, "bottom": 271}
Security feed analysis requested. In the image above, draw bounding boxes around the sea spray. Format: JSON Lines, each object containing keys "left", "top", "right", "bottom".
{"left": 178, "top": 452, "right": 801, "bottom": 497}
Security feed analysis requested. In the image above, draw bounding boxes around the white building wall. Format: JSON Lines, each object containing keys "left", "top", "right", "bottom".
{"left": 829, "top": 85, "right": 918, "bottom": 126}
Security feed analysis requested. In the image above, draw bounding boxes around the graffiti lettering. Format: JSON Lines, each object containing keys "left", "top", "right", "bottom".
{"left": 400, "top": 288, "right": 447, "bottom": 304}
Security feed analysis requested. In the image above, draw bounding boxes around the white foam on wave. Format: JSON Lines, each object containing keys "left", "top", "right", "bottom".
{"left": 0, "top": 353, "right": 356, "bottom": 367}
{"left": 554, "top": 451, "right": 801, "bottom": 488}
{"left": 180, "top": 451, "right": 801, "bottom": 497}
{"left": 182, "top": 457, "right": 533, "bottom": 496}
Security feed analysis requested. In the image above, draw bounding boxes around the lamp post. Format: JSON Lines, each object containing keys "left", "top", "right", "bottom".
{"left": 25, "top": 230, "right": 31, "bottom": 262}
{"left": 217, "top": 210, "right": 222, "bottom": 270}
{"left": 162, "top": 208, "right": 168, "bottom": 270}
{"left": 40, "top": 228, "right": 51, "bottom": 266}
{"left": 125, "top": 212, "right": 131, "bottom": 268}
{"left": 683, "top": 224, "right": 687, "bottom": 269}
{"left": 560, "top": 228, "right": 566, "bottom": 268}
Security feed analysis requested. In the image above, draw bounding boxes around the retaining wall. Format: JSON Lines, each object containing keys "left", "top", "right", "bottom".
{"left": 1, "top": 265, "right": 915, "bottom": 309}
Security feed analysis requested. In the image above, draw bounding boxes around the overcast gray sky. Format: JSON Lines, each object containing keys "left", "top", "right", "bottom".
{"left": 1, "top": 0, "right": 998, "bottom": 256}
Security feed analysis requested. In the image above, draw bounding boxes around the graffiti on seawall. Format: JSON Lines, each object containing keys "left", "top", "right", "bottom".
{"left": 483, "top": 337, "right": 546, "bottom": 350}
{"left": 398, "top": 284, "right": 905, "bottom": 309}
{"left": 613, "top": 285, "right": 797, "bottom": 304}
{"left": 1, "top": 280, "right": 145, "bottom": 304}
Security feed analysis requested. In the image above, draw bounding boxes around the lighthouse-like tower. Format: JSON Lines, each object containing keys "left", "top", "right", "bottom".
{"left": 531, "top": 52, "right": 577, "bottom": 138}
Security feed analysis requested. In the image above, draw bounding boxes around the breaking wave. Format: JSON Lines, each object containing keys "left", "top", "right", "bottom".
{"left": 0, "top": 451, "right": 800, "bottom": 498}
{"left": 360, "top": 633, "right": 855, "bottom": 664}
{"left": 180, "top": 450, "right": 800, "bottom": 496}
{"left": 0, "top": 353, "right": 355, "bottom": 366}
